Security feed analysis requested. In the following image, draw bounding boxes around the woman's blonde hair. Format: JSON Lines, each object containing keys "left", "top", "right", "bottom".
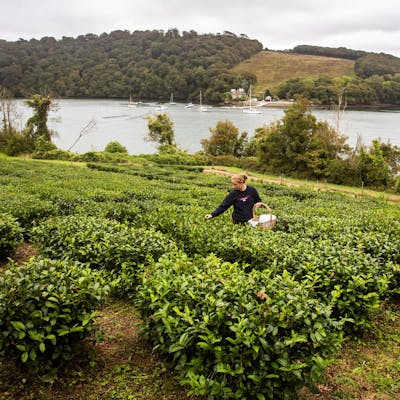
{"left": 232, "top": 174, "right": 248, "bottom": 184}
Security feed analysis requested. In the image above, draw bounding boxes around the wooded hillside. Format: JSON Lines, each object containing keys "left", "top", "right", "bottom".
{"left": 2, "top": 31, "right": 400, "bottom": 105}
{"left": 0, "top": 29, "right": 262, "bottom": 102}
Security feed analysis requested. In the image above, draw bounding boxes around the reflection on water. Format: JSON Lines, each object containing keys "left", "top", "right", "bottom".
{"left": 16, "top": 99, "right": 400, "bottom": 154}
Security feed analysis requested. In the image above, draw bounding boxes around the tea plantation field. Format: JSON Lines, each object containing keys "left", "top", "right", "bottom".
{"left": 1, "top": 155, "right": 399, "bottom": 399}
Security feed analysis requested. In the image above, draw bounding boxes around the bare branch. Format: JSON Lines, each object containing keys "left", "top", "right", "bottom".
{"left": 67, "top": 119, "right": 97, "bottom": 151}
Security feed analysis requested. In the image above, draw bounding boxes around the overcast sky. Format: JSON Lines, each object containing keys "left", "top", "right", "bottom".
{"left": 1, "top": 0, "right": 400, "bottom": 56}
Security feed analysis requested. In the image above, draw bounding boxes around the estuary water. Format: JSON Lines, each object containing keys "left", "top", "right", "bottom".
{"left": 16, "top": 99, "right": 400, "bottom": 154}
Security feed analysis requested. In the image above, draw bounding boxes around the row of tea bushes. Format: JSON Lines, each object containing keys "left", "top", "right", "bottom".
{"left": 0, "top": 213, "right": 24, "bottom": 259}
{"left": 0, "top": 157, "right": 218, "bottom": 234}
{"left": 135, "top": 252, "right": 344, "bottom": 399}
{"left": 31, "top": 215, "right": 177, "bottom": 298}
{"left": 142, "top": 204, "right": 395, "bottom": 331}
{"left": 0, "top": 258, "right": 109, "bottom": 380}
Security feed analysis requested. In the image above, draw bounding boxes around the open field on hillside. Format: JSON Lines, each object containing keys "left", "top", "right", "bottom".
{"left": 232, "top": 50, "right": 355, "bottom": 95}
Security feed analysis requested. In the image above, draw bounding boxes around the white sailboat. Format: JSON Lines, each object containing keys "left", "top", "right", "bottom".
{"left": 198, "top": 90, "right": 210, "bottom": 112}
{"left": 127, "top": 95, "right": 137, "bottom": 108}
{"left": 155, "top": 103, "right": 168, "bottom": 111}
{"left": 169, "top": 93, "right": 176, "bottom": 105}
{"left": 243, "top": 86, "right": 262, "bottom": 114}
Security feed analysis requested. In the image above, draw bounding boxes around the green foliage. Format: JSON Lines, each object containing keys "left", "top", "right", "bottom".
{"left": 31, "top": 136, "right": 75, "bottom": 160}
{"left": 146, "top": 113, "right": 175, "bottom": 147}
{"left": 1, "top": 155, "right": 400, "bottom": 395}
{"left": 395, "top": 176, "right": 400, "bottom": 193}
{"left": 143, "top": 202, "right": 394, "bottom": 332}
{"left": 33, "top": 136, "right": 58, "bottom": 152}
{"left": 73, "top": 151, "right": 129, "bottom": 163}
{"left": 104, "top": 141, "right": 128, "bottom": 154}
{"left": 355, "top": 53, "right": 400, "bottom": 78}
{"left": 25, "top": 94, "right": 56, "bottom": 142}
{"left": 248, "top": 98, "right": 397, "bottom": 187}
{"left": 255, "top": 98, "right": 349, "bottom": 177}
{"left": 0, "top": 258, "right": 109, "bottom": 377}
{"left": 136, "top": 252, "right": 344, "bottom": 399}
{"left": 0, "top": 129, "right": 34, "bottom": 156}
{"left": 0, "top": 31, "right": 262, "bottom": 100}
{"left": 147, "top": 145, "right": 208, "bottom": 165}
{"left": 357, "top": 140, "right": 392, "bottom": 188}
{"left": 292, "top": 45, "right": 366, "bottom": 60}
{"left": 201, "top": 120, "right": 248, "bottom": 157}
{"left": 277, "top": 74, "right": 400, "bottom": 105}
{"left": 32, "top": 148, "right": 75, "bottom": 160}
{"left": 31, "top": 215, "right": 176, "bottom": 297}
{"left": 0, "top": 213, "right": 23, "bottom": 259}
{"left": 0, "top": 193, "right": 58, "bottom": 235}
{"left": 290, "top": 45, "right": 400, "bottom": 105}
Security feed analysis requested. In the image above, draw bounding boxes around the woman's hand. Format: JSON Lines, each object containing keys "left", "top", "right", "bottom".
{"left": 204, "top": 214, "right": 212, "bottom": 220}
{"left": 254, "top": 202, "right": 262, "bottom": 208}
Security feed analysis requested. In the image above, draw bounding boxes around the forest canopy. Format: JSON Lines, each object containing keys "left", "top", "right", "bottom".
{"left": 0, "top": 29, "right": 262, "bottom": 102}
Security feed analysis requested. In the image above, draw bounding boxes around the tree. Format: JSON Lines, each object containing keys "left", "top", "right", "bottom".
{"left": 145, "top": 113, "right": 175, "bottom": 147}
{"left": 257, "top": 98, "right": 316, "bottom": 174}
{"left": 378, "top": 140, "right": 400, "bottom": 176}
{"left": 304, "top": 121, "right": 350, "bottom": 178}
{"left": 201, "top": 120, "right": 248, "bottom": 156}
{"left": 25, "top": 94, "right": 56, "bottom": 143}
{"left": 0, "top": 86, "right": 33, "bottom": 155}
{"left": 0, "top": 87, "right": 17, "bottom": 136}
{"left": 255, "top": 98, "right": 350, "bottom": 177}
{"left": 356, "top": 140, "right": 391, "bottom": 188}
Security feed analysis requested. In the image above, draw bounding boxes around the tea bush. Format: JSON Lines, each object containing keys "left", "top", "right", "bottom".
{"left": 143, "top": 204, "right": 394, "bottom": 331}
{"left": 0, "top": 193, "right": 58, "bottom": 235}
{"left": 0, "top": 213, "right": 24, "bottom": 260}
{"left": 0, "top": 258, "right": 110, "bottom": 378}
{"left": 136, "top": 252, "right": 344, "bottom": 399}
{"left": 31, "top": 215, "right": 176, "bottom": 296}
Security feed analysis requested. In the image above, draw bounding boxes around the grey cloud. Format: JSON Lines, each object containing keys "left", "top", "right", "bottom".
{"left": 1, "top": 0, "right": 399, "bottom": 56}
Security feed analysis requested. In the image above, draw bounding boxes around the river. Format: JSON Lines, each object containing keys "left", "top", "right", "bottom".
{"left": 16, "top": 99, "right": 400, "bottom": 154}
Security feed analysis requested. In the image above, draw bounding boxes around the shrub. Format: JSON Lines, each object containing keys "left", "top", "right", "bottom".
{"left": 32, "top": 148, "right": 75, "bottom": 160}
{"left": 0, "top": 258, "right": 110, "bottom": 379}
{"left": 0, "top": 213, "right": 24, "bottom": 259}
{"left": 0, "top": 194, "right": 58, "bottom": 235}
{"left": 0, "top": 131, "right": 34, "bottom": 156}
{"left": 135, "top": 252, "right": 343, "bottom": 399}
{"left": 73, "top": 151, "right": 128, "bottom": 163}
{"left": 31, "top": 215, "right": 176, "bottom": 297}
{"left": 104, "top": 141, "right": 128, "bottom": 154}
{"left": 33, "top": 136, "right": 58, "bottom": 152}
{"left": 394, "top": 176, "right": 400, "bottom": 193}
{"left": 143, "top": 145, "right": 208, "bottom": 165}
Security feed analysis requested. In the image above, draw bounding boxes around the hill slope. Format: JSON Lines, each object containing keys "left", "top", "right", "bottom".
{"left": 231, "top": 50, "right": 355, "bottom": 95}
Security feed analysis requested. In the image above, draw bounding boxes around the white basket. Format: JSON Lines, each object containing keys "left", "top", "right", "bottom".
{"left": 248, "top": 203, "right": 277, "bottom": 230}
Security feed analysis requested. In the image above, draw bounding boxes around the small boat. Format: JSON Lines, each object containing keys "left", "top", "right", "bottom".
{"left": 155, "top": 104, "right": 168, "bottom": 111}
{"left": 185, "top": 102, "right": 194, "bottom": 108}
{"left": 127, "top": 94, "right": 138, "bottom": 108}
{"left": 243, "top": 86, "right": 262, "bottom": 114}
{"left": 198, "top": 90, "right": 210, "bottom": 112}
{"left": 169, "top": 93, "right": 176, "bottom": 105}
